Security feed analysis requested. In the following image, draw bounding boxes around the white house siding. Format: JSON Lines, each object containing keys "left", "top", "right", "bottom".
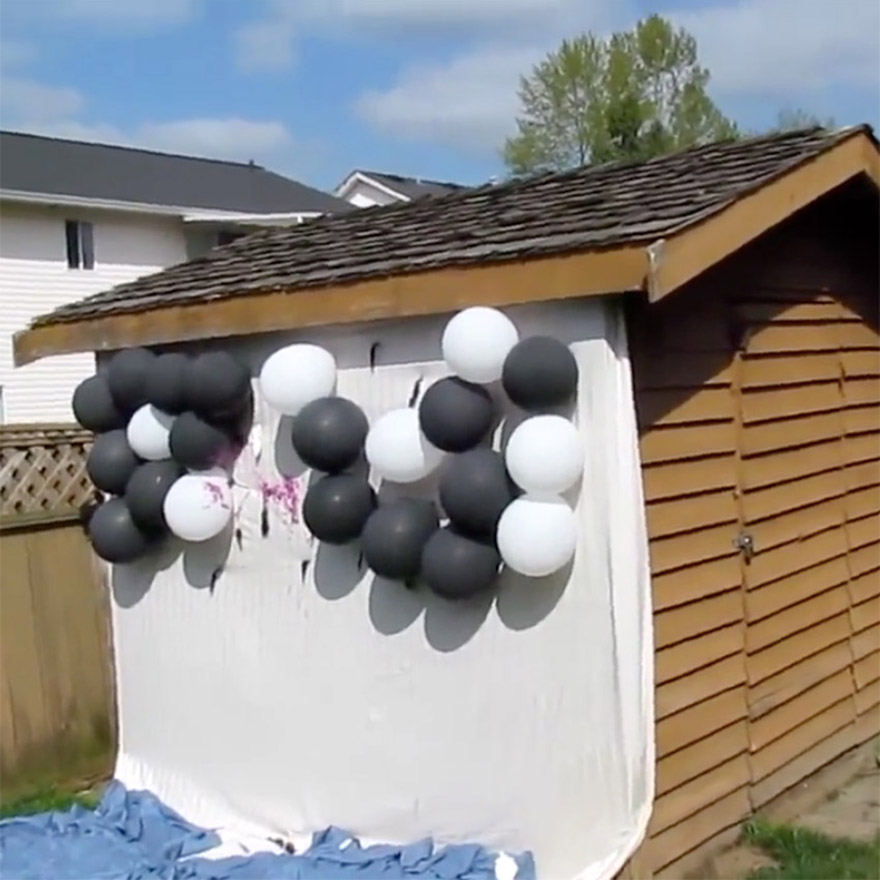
{"left": 344, "top": 180, "right": 403, "bottom": 208}
{"left": 0, "top": 203, "right": 187, "bottom": 423}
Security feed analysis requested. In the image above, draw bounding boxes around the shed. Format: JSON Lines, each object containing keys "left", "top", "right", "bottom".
{"left": 14, "top": 126, "right": 880, "bottom": 879}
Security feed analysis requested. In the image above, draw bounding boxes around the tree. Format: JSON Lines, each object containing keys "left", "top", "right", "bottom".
{"left": 769, "top": 108, "right": 836, "bottom": 133}
{"left": 502, "top": 15, "right": 738, "bottom": 174}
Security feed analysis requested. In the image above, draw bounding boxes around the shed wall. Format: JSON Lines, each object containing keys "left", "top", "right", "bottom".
{"left": 627, "top": 185, "right": 880, "bottom": 876}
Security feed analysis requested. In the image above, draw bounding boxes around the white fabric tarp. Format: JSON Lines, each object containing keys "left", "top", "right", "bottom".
{"left": 109, "top": 298, "right": 654, "bottom": 879}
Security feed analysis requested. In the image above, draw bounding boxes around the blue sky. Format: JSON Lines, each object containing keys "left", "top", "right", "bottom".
{"left": 1, "top": 0, "right": 877, "bottom": 192}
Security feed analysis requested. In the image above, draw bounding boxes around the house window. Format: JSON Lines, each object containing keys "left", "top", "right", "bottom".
{"left": 65, "top": 220, "right": 95, "bottom": 270}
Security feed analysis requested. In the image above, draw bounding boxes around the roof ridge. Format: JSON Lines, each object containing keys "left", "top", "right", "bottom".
{"left": 0, "top": 129, "right": 267, "bottom": 170}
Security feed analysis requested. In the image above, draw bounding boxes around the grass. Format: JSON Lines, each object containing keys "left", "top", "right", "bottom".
{"left": 0, "top": 784, "right": 101, "bottom": 819}
{"left": 743, "top": 819, "right": 880, "bottom": 880}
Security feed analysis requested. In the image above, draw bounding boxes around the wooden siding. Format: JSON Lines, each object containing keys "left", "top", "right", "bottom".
{"left": 628, "top": 181, "right": 880, "bottom": 877}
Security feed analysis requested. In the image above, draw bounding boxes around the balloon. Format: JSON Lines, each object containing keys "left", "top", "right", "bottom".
{"left": 72, "top": 375, "right": 126, "bottom": 432}
{"left": 504, "top": 415, "right": 583, "bottom": 496}
{"left": 502, "top": 336, "right": 578, "bottom": 411}
{"left": 259, "top": 344, "right": 336, "bottom": 416}
{"left": 291, "top": 397, "right": 369, "bottom": 473}
{"left": 302, "top": 474, "right": 376, "bottom": 545}
{"left": 187, "top": 351, "right": 251, "bottom": 419}
{"left": 146, "top": 352, "right": 190, "bottom": 414}
{"left": 87, "top": 429, "right": 141, "bottom": 495}
{"left": 365, "top": 408, "right": 443, "bottom": 484}
{"left": 418, "top": 377, "right": 495, "bottom": 453}
{"left": 126, "top": 404, "right": 175, "bottom": 461}
{"left": 439, "top": 448, "right": 517, "bottom": 537}
{"left": 361, "top": 498, "right": 440, "bottom": 581}
{"left": 169, "top": 411, "right": 236, "bottom": 471}
{"left": 163, "top": 473, "right": 233, "bottom": 542}
{"left": 421, "top": 527, "right": 500, "bottom": 599}
{"left": 107, "top": 348, "right": 156, "bottom": 413}
{"left": 441, "top": 307, "right": 519, "bottom": 384}
{"left": 496, "top": 495, "right": 578, "bottom": 577}
{"left": 125, "top": 460, "right": 183, "bottom": 532}
{"left": 88, "top": 498, "right": 153, "bottom": 563}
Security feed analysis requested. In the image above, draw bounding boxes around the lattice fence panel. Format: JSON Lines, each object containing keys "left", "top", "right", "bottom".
{"left": 0, "top": 424, "right": 95, "bottom": 526}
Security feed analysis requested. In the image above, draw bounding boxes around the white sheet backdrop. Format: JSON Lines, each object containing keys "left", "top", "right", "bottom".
{"left": 109, "top": 298, "right": 654, "bottom": 880}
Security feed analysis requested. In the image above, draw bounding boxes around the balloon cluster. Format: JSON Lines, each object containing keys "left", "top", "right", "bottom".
{"left": 258, "top": 307, "right": 581, "bottom": 602}
{"left": 73, "top": 348, "right": 252, "bottom": 563}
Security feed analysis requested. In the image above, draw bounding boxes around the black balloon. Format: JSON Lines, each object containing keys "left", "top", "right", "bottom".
{"left": 87, "top": 430, "right": 141, "bottom": 495}
{"left": 421, "top": 526, "right": 500, "bottom": 600}
{"left": 418, "top": 377, "right": 495, "bottom": 453}
{"left": 72, "top": 374, "right": 126, "bottom": 432}
{"left": 186, "top": 351, "right": 250, "bottom": 419}
{"left": 146, "top": 352, "right": 191, "bottom": 415}
{"left": 125, "top": 460, "right": 183, "bottom": 532}
{"left": 169, "top": 411, "right": 235, "bottom": 471}
{"left": 88, "top": 497, "right": 153, "bottom": 563}
{"left": 291, "top": 397, "right": 369, "bottom": 473}
{"left": 361, "top": 498, "right": 440, "bottom": 582}
{"left": 107, "top": 348, "right": 156, "bottom": 413}
{"left": 501, "top": 336, "right": 578, "bottom": 411}
{"left": 439, "top": 448, "right": 517, "bottom": 537}
{"left": 303, "top": 474, "right": 376, "bottom": 545}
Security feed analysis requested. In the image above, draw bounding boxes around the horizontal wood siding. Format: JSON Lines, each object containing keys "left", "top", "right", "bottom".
{"left": 628, "top": 183, "right": 879, "bottom": 877}
{"left": 630, "top": 293, "right": 751, "bottom": 875}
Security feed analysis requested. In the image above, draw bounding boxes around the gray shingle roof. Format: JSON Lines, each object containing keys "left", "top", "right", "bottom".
{"left": 0, "top": 130, "right": 352, "bottom": 215}
{"left": 30, "top": 126, "right": 875, "bottom": 329}
{"left": 362, "top": 171, "right": 466, "bottom": 200}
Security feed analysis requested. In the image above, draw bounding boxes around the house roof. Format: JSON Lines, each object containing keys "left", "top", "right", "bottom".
{"left": 15, "top": 125, "right": 879, "bottom": 366}
{"left": 356, "top": 171, "right": 466, "bottom": 200}
{"left": 0, "top": 130, "right": 351, "bottom": 216}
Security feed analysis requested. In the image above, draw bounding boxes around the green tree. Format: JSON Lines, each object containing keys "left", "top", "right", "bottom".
{"left": 503, "top": 15, "right": 738, "bottom": 174}
{"left": 769, "top": 107, "right": 836, "bottom": 133}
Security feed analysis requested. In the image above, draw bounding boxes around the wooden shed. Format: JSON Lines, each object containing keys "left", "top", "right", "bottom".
{"left": 15, "top": 125, "right": 880, "bottom": 877}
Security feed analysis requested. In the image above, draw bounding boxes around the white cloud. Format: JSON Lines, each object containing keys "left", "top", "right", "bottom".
{"left": 234, "top": 18, "right": 296, "bottom": 72}
{"left": 0, "top": 39, "right": 36, "bottom": 71}
{"left": 672, "top": 0, "right": 880, "bottom": 96}
{"left": 352, "top": 0, "right": 879, "bottom": 155}
{"left": 0, "top": 67, "right": 293, "bottom": 165}
{"left": 1, "top": 0, "right": 203, "bottom": 30}
{"left": 0, "top": 77, "right": 85, "bottom": 122}
{"left": 355, "top": 45, "right": 540, "bottom": 152}
{"left": 233, "top": 0, "right": 617, "bottom": 71}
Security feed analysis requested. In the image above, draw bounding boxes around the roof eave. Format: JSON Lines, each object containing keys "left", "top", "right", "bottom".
{"left": 333, "top": 171, "right": 410, "bottom": 203}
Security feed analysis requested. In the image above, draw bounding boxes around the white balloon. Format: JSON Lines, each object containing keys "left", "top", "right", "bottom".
{"left": 496, "top": 495, "right": 577, "bottom": 577}
{"left": 365, "top": 408, "right": 444, "bottom": 484}
{"left": 163, "top": 474, "right": 232, "bottom": 542}
{"left": 126, "top": 404, "right": 175, "bottom": 461}
{"left": 505, "top": 415, "right": 583, "bottom": 496}
{"left": 441, "top": 307, "right": 519, "bottom": 384}
{"left": 259, "top": 344, "right": 336, "bottom": 416}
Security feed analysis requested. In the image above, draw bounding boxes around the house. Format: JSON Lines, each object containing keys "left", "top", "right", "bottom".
{"left": 0, "top": 130, "right": 351, "bottom": 423}
{"left": 334, "top": 168, "right": 465, "bottom": 207}
{"left": 14, "top": 126, "right": 880, "bottom": 879}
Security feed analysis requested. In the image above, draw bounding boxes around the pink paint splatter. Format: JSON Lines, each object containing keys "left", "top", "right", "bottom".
{"left": 259, "top": 476, "right": 303, "bottom": 524}
{"left": 204, "top": 479, "right": 231, "bottom": 510}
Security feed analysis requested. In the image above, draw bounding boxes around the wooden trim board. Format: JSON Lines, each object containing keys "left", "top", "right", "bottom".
{"left": 13, "top": 132, "right": 879, "bottom": 365}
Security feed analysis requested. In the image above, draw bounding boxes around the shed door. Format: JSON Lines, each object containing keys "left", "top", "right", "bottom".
{"left": 731, "top": 289, "right": 880, "bottom": 810}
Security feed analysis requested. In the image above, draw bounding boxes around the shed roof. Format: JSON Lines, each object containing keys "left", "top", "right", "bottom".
{"left": 0, "top": 130, "right": 351, "bottom": 216}
{"left": 15, "top": 125, "right": 879, "bottom": 366}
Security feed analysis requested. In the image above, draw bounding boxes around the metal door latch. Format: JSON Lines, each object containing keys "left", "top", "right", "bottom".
{"left": 734, "top": 531, "right": 755, "bottom": 563}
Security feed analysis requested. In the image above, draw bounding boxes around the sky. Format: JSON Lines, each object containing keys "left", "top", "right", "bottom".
{"left": 0, "top": 0, "right": 878, "bottom": 193}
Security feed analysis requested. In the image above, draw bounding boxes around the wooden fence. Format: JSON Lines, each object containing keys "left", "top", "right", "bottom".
{"left": 0, "top": 424, "right": 115, "bottom": 795}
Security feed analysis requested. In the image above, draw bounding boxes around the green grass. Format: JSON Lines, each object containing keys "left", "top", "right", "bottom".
{"left": 0, "top": 784, "right": 101, "bottom": 819}
{"left": 743, "top": 819, "right": 880, "bottom": 880}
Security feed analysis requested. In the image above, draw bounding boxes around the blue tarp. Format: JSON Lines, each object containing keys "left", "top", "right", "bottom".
{"left": 0, "top": 782, "right": 535, "bottom": 880}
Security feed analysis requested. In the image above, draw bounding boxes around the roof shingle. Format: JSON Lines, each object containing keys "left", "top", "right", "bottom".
{"left": 30, "top": 126, "right": 873, "bottom": 328}
{"left": 0, "top": 130, "right": 351, "bottom": 215}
